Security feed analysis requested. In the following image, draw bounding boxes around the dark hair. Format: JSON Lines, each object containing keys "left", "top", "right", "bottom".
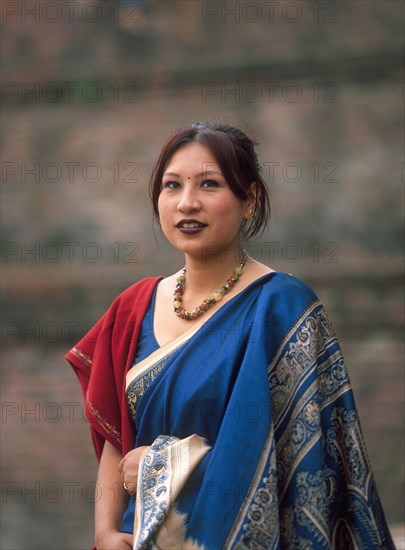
{"left": 149, "top": 122, "right": 271, "bottom": 238}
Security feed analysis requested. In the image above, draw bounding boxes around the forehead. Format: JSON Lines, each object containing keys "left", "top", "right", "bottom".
{"left": 165, "top": 142, "right": 219, "bottom": 172}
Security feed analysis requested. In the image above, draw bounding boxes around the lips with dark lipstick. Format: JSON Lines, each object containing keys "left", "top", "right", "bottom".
{"left": 176, "top": 219, "right": 208, "bottom": 235}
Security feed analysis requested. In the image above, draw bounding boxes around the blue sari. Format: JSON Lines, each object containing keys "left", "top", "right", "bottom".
{"left": 123, "top": 272, "right": 394, "bottom": 549}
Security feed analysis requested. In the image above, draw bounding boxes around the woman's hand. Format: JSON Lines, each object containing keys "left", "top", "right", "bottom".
{"left": 95, "top": 529, "right": 133, "bottom": 550}
{"left": 118, "top": 446, "right": 150, "bottom": 496}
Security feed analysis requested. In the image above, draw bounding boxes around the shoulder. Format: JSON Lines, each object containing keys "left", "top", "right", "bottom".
{"left": 263, "top": 271, "right": 316, "bottom": 297}
{"left": 256, "top": 271, "right": 321, "bottom": 323}
{"left": 261, "top": 272, "right": 318, "bottom": 301}
{"left": 255, "top": 273, "right": 335, "bottom": 358}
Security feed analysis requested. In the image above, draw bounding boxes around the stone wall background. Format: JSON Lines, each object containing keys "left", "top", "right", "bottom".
{"left": 1, "top": 1, "right": 403, "bottom": 548}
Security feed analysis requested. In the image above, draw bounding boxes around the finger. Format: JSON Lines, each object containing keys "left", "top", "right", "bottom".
{"left": 124, "top": 480, "right": 137, "bottom": 496}
{"left": 117, "top": 533, "right": 133, "bottom": 549}
{"left": 118, "top": 457, "right": 124, "bottom": 473}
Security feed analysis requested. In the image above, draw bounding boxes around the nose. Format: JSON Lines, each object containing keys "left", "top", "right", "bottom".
{"left": 177, "top": 187, "right": 201, "bottom": 213}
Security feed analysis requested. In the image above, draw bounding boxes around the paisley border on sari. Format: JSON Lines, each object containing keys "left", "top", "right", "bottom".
{"left": 133, "top": 434, "right": 211, "bottom": 549}
{"left": 226, "top": 301, "right": 391, "bottom": 549}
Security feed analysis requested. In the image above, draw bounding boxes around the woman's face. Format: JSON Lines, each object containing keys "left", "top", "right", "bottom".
{"left": 158, "top": 142, "right": 251, "bottom": 260}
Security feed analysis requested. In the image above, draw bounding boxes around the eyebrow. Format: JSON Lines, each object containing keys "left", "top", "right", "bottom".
{"left": 163, "top": 170, "right": 223, "bottom": 178}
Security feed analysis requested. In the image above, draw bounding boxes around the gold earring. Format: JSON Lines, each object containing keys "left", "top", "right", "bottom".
{"left": 248, "top": 207, "right": 255, "bottom": 218}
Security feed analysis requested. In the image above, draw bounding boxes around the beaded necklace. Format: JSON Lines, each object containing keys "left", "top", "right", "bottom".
{"left": 173, "top": 255, "right": 248, "bottom": 320}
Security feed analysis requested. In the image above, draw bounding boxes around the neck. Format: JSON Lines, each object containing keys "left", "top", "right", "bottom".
{"left": 182, "top": 245, "right": 245, "bottom": 296}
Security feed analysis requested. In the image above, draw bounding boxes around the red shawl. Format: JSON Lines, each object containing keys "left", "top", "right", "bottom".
{"left": 65, "top": 277, "right": 162, "bottom": 461}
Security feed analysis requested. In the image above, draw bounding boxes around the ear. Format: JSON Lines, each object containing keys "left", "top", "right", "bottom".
{"left": 243, "top": 182, "right": 258, "bottom": 220}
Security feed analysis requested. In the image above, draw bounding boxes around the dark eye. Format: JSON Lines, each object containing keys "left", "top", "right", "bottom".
{"left": 162, "top": 181, "right": 180, "bottom": 189}
{"left": 201, "top": 179, "right": 220, "bottom": 188}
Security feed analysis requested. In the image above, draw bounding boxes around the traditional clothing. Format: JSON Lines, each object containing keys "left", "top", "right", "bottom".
{"left": 66, "top": 272, "right": 394, "bottom": 549}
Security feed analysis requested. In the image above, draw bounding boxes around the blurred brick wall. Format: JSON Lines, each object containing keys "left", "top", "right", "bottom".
{"left": 1, "top": 1, "right": 403, "bottom": 548}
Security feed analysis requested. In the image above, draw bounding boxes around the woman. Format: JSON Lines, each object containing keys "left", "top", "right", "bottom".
{"left": 66, "top": 122, "right": 394, "bottom": 549}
